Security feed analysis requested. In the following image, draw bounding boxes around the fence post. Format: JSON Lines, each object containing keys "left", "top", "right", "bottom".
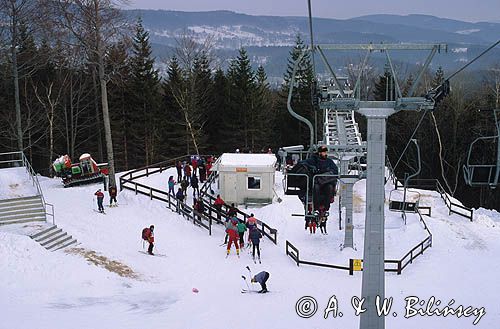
{"left": 134, "top": 183, "right": 137, "bottom": 195}
{"left": 150, "top": 189, "right": 153, "bottom": 200}
{"left": 349, "top": 259, "right": 354, "bottom": 276}
{"left": 397, "top": 261, "right": 402, "bottom": 275}
{"left": 146, "top": 168, "right": 149, "bottom": 177}
{"left": 209, "top": 217, "right": 212, "bottom": 236}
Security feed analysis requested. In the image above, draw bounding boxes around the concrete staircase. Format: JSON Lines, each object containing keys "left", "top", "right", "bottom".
{"left": 0, "top": 196, "right": 46, "bottom": 226}
{"left": 29, "top": 225, "right": 78, "bottom": 251}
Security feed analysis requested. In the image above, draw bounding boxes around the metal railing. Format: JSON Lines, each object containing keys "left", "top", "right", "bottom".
{"left": 285, "top": 207, "right": 432, "bottom": 275}
{"left": 395, "top": 178, "right": 473, "bottom": 221}
{"left": 119, "top": 155, "right": 279, "bottom": 244}
{"left": 0, "top": 151, "right": 54, "bottom": 224}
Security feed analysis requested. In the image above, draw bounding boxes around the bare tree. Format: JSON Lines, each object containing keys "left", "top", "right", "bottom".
{"left": 169, "top": 32, "right": 214, "bottom": 155}
{"left": 0, "top": 0, "right": 45, "bottom": 151}
{"left": 50, "top": 0, "right": 130, "bottom": 188}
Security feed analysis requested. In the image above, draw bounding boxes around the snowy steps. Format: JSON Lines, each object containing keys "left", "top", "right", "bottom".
{"left": 0, "top": 195, "right": 46, "bottom": 226}
{"left": 30, "top": 224, "right": 77, "bottom": 251}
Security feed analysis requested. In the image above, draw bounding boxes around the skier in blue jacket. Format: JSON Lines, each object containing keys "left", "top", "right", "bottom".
{"left": 251, "top": 271, "right": 270, "bottom": 293}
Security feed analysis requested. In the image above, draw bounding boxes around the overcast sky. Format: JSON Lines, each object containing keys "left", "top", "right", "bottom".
{"left": 121, "top": 0, "right": 500, "bottom": 23}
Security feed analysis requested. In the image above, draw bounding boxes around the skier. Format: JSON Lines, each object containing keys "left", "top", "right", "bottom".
{"left": 168, "top": 176, "right": 176, "bottom": 196}
{"left": 176, "top": 161, "right": 182, "bottom": 182}
{"left": 249, "top": 226, "right": 262, "bottom": 262}
{"left": 214, "top": 194, "right": 225, "bottom": 220}
{"left": 251, "top": 271, "right": 270, "bottom": 293}
{"left": 226, "top": 217, "right": 240, "bottom": 257}
{"left": 109, "top": 185, "right": 118, "bottom": 207}
{"left": 142, "top": 225, "right": 155, "bottom": 255}
{"left": 191, "top": 174, "right": 199, "bottom": 198}
{"left": 94, "top": 189, "right": 105, "bottom": 213}
{"left": 237, "top": 219, "right": 247, "bottom": 248}
{"left": 176, "top": 188, "right": 185, "bottom": 212}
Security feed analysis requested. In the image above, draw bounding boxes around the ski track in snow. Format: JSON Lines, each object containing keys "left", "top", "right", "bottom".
{"left": 0, "top": 166, "right": 499, "bottom": 329}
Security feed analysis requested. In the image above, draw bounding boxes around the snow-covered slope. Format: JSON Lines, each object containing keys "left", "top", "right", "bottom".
{"left": 1, "top": 167, "right": 499, "bottom": 329}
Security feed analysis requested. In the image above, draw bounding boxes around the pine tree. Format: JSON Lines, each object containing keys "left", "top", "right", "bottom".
{"left": 205, "top": 67, "right": 227, "bottom": 153}
{"left": 162, "top": 56, "right": 187, "bottom": 157}
{"left": 129, "top": 18, "right": 161, "bottom": 166}
{"left": 225, "top": 48, "right": 256, "bottom": 151}
{"left": 277, "top": 34, "right": 315, "bottom": 147}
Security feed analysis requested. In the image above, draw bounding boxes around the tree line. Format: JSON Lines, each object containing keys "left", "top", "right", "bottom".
{"left": 0, "top": 1, "right": 498, "bottom": 210}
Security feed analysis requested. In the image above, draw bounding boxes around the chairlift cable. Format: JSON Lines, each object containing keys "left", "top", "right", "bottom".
{"left": 446, "top": 39, "right": 500, "bottom": 82}
{"left": 393, "top": 110, "right": 428, "bottom": 172}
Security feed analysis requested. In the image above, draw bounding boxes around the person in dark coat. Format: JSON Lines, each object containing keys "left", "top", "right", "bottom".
{"left": 94, "top": 189, "right": 105, "bottom": 212}
{"left": 176, "top": 161, "right": 183, "bottom": 182}
{"left": 109, "top": 185, "right": 118, "bottom": 207}
{"left": 191, "top": 174, "right": 199, "bottom": 198}
{"left": 176, "top": 188, "right": 185, "bottom": 212}
{"left": 300, "top": 145, "right": 338, "bottom": 213}
{"left": 249, "top": 226, "right": 262, "bottom": 261}
{"left": 251, "top": 271, "right": 270, "bottom": 293}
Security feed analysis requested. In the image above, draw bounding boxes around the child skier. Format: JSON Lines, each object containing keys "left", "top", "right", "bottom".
{"left": 94, "top": 189, "right": 104, "bottom": 213}
{"left": 191, "top": 174, "right": 199, "bottom": 198}
{"left": 176, "top": 188, "right": 185, "bottom": 212}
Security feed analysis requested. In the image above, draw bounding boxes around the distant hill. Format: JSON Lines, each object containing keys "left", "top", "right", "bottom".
{"left": 124, "top": 10, "right": 500, "bottom": 79}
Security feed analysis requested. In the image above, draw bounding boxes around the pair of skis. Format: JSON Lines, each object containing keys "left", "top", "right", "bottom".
{"left": 138, "top": 251, "right": 167, "bottom": 257}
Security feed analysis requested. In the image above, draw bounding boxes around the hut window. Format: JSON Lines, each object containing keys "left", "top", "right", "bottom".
{"left": 247, "top": 176, "right": 261, "bottom": 190}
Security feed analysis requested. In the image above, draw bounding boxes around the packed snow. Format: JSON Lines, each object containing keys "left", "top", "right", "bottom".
{"left": 1, "top": 165, "right": 500, "bottom": 329}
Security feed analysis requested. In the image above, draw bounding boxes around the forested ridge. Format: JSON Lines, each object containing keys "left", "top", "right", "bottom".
{"left": 0, "top": 1, "right": 498, "bottom": 210}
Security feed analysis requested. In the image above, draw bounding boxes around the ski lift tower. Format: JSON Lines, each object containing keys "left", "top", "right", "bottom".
{"left": 289, "top": 42, "right": 447, "bottom": 329}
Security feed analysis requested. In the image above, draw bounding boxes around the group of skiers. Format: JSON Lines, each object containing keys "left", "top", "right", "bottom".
{"left": 94, "top": 185, "right": 118, "bottom": 213}
{"left": 224, "top": 210, "right": 263, "bottom": 262}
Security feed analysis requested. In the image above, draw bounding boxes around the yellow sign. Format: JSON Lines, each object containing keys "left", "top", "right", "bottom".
{"left": 236, "top": 167, "right": 247, "bottom": 172}
{"left": 353, "top": 259, "right": 362, "bottom": 271}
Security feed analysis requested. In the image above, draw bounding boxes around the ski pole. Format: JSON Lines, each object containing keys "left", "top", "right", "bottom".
{"left": 241, "top": 275, "right": 250, "bottom": 291}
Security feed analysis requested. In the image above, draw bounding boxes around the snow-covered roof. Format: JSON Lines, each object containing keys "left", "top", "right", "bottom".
{"left": 213, "top": 153, "right": 276, "bottom": 171}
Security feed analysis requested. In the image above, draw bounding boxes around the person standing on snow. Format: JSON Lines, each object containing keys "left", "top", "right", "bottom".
{"left": 237, "top": 219, "right": 247, "bottom": 248}
{"left": 142, "top": 225, "right": 155, "bottom": 255}
{"left": 176, "top": 161, "right": 183, "bottom": 182}
{"left": 191, "top": 174, "right": 199, "bottom": 198}
{"left": 249, "top": 226, "right": 262, "bottom": 261}
{"left": 180, "top": 177, "right": 189, "bottom": 197}
{"left": 94, "top": 189, "right": 105, "bottom": 212}
{"left": 168, "top": 176, "right": 176, "bottom": 196}
{"left": 251, "top": 271, "right": 270, "bottom": 293}
{"left": 176, "top": 188, "right": 185, "bottom": 212}
{"left": 226, "top": 217, "right": 240, "bottom": 257}
{"left": 184, "top": 163, "right": 192, "bottom": 184}
{"left": 214, "top": 194, "right": 225, "bottom": 220}
{"left": 109, "top": 185, "right": 118, "bottom": 207}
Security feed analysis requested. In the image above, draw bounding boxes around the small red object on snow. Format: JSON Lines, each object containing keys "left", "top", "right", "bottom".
{"left": 192, "top": 288, "right": 199, "bottom": 293}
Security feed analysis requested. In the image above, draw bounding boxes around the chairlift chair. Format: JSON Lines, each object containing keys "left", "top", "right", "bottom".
{"left": 388, "top": 188, "right": 421, "bottom": 213}
{"left": 463, "top": 109, "right": 500, "bottom": 188}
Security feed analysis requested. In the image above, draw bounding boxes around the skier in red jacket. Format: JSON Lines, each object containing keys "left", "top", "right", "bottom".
{"left": 94, "top": 189, "right": 105, "bottom": 213}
